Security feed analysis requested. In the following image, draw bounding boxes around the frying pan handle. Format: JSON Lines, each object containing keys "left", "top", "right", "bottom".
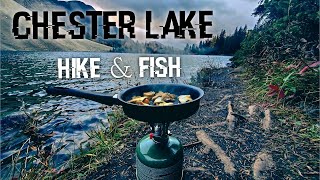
{"left": 46, "top": 87, "right": 122, "bottom": 106}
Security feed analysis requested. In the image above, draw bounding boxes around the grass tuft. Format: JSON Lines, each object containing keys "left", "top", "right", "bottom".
{"left": 5, "top": 106, "right": 140, "bottom": 180}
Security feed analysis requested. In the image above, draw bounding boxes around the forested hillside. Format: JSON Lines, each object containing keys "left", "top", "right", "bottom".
{"left": 184, "top": 26, "right": 247, "bottom": 55}
{"left": 232, "top": 0, "right": 319, "bottom": 107}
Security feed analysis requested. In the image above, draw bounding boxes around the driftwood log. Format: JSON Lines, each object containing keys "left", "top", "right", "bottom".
{"left": 196, "top": 130, "right": 236, "bottom": 176}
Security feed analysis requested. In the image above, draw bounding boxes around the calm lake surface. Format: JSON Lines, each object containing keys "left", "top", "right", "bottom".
{"left": 0, "top": 51, "right": 231, "bottom": 177}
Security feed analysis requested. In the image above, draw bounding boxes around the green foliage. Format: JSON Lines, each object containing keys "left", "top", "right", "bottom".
{"left": 58, "top": 107, "right": 139, "bottom": 178}
{"left": 232, "top": 0, "right": 319, "bottom": 106}
{"left": 190, "top": 61, "right": 222, "bottom": 87}
{"left": 10, "top": 107, "right": 140, "bottom": 179}
{"left": 191, "top": 67, "right": 217, "bottom": 87}
{"left": 232, "top": 3, "right": 319, "bottom": 173}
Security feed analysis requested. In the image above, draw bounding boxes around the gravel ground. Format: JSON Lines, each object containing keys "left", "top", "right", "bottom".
{"left": 87, "top": 67, "right": 318, "bottom": 180}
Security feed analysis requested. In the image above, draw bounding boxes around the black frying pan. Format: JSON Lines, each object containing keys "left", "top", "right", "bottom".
{"left": 46, "top": 84, "right": 204, "bottom": 123}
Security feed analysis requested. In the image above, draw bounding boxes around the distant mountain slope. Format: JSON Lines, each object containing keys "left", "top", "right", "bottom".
{"left": 3, "top": 0, "right": 183, "bottom": 53}
{"left": 13, "top": 0, "right": 133, "bottom": 49}
{"left": 0, "top": 0, "right": 112, "bottom": 51}
{"left": 13, "top": 0, "right": 95, "bottom": 32}
{"left": 15, "top": 0, "right": 95, "bottom": 12}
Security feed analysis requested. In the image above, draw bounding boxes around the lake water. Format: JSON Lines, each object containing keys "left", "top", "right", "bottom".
{"left": 0, "top": 51, "right": 231, "bottom": 177}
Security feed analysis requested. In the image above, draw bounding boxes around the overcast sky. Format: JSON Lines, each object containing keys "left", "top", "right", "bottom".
{"left": 79, "top": 0, "right": 259, "bottom": 48}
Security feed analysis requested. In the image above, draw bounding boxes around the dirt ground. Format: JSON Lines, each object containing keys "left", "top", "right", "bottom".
{"left": 87, "top": 68, "right": 318, "bottom": 180}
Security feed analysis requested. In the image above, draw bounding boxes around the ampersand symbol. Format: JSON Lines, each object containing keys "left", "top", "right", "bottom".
{"left": 110, "top": 57, "right": 132, "bottom": 78}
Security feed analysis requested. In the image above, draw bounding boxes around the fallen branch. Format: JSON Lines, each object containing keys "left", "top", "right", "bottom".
{"left": 184, "top": 167, "right": 206, "bottom": 172}
{"left": 302, "top": 172, "right": 320, "bottom": 175}
{"left": 226, "top": 101, "right": 236, "bottom": 130}
{"left": 248, "top": 105, "right": 257, "bottom": 116}
{"left": 231, "top": 113, "right": 247, "bottom": 121}
{"left": 200, "top": 95, "right": 232, "bottom": 107}
{"left": 196, "top": 130, "right": 236, "bottom": 176}
{"left": 200, "top": 146, "right": 211, "bottom": 154}
{"left": 217, "top": 95, "right": 233, "bottom": 106}
{"left": 262, "top": 109, "right": 271, "bottom": 130}
{"left": 252, "top": 151, "right": 274, "bottom": 180}
{"left": 183, "top": 141, "right": 201, "bottom": 148}
{"left": 188, "top": 122, "right": 226, "bottom": 129}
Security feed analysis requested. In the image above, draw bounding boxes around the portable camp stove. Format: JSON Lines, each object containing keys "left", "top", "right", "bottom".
{"left": 136, "top": 122, "right": 183, "bottom": 179}
{"left": 47, "top": 84, "right": 204, "bottom": 179}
